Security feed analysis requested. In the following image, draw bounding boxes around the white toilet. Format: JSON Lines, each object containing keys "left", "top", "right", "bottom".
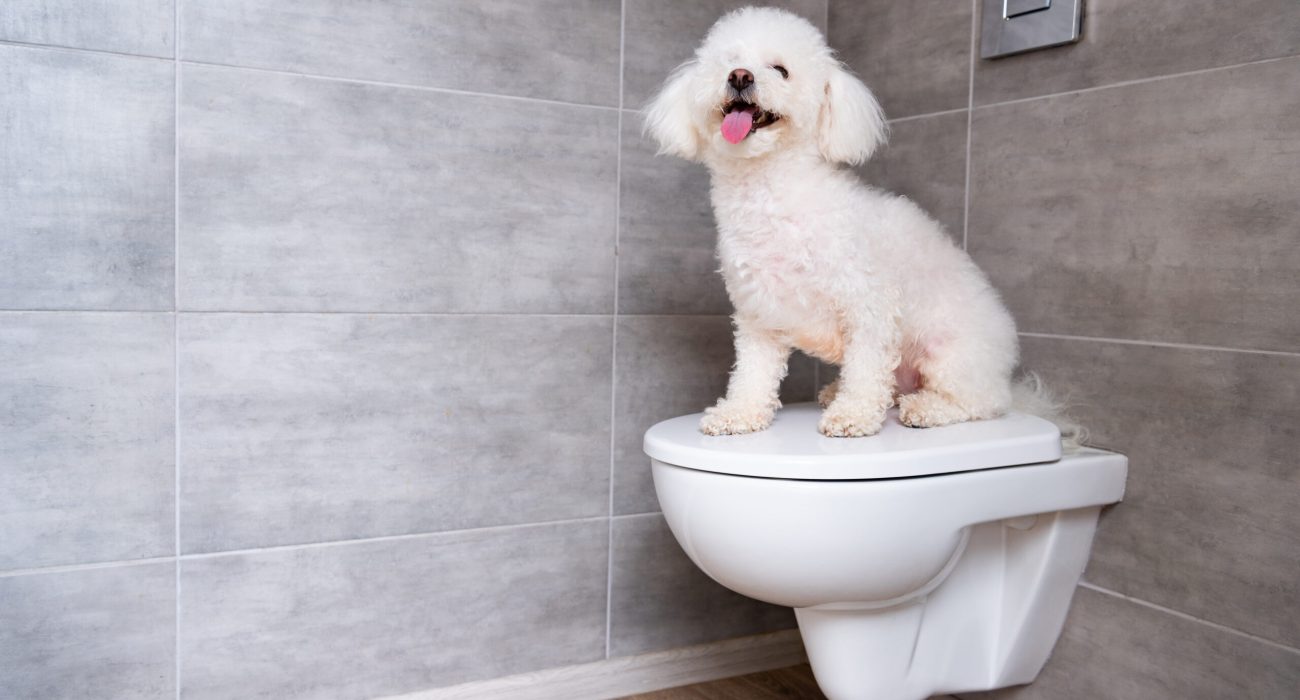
{"left": 644, "top": 403, "right": 1127, "bottom": 700}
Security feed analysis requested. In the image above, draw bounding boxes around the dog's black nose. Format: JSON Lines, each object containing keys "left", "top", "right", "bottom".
{"left": 727, "top": 68, "right": 754, "bottom": 91}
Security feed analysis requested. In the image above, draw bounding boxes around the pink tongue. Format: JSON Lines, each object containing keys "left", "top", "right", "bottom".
{"left": 721, "top": 110, "right": 754, "bottom": 144}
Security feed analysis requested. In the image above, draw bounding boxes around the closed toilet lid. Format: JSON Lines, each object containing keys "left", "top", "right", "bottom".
{"left": 643, "top": 403, "right": 1061, "bottom": 480}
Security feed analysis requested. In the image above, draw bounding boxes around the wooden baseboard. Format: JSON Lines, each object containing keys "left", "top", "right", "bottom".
{"left": 378, "top": 629, "right": 808, "bottom": 700}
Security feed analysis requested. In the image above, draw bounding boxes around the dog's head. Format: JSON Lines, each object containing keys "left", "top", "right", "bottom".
{"left": 643, "top": 7, "right": 886, "bottom": 166}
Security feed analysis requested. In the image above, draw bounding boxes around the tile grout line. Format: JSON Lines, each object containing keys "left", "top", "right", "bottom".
{"left": 1018, "top": 331, "right": 1300, "bottom": 358}
{"left": 0, "top": 37, "right": 171, "bottom": 62}
{"left": 612, "top": 511, "right": 662, "bottom": 521}
{"left": 172, "top": 1, "right": 183, "bottom": 696}
{"left": 0, "top": 556, "right": 177, "bottom": 580}
{"left": 0, "top": 308, "right": 179, "bottom": 314}
{"left": 0, "top": 309, "right": 728, "bottom": 319}
{"left": 1079, "top": 582, "right": 1300, "bottom": 656}
{"left": 5, "top": 39, "right": 1299, "bottom": 118}
{"left": 971, "top": 52, "right": 1300, "bottom": 112}
{"left": 182, "top": 516, "right": 612, "bottom": 561}
{"left": 0, "top": 309, "right": 621, "bottom": 317}
{"left": 181, "top": 57, "right": 622, "bottom": 113}
{"left": 0, "top": 516, "right": 612, "bottom": 579}
{"left": 605, "top": 0, "right": 627, "bottom": 661}
{"left": 0, "top": 38, "right": 621, "bottom": 114}
{"left": 887, "top": 106, "right": 969, "bottom": 124}
{"left": 962, "top": 0, "right": 977, "bottom": 252}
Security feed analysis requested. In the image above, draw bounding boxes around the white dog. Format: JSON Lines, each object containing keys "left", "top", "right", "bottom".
{"left": 646, "top": 7, "right": 1021, "bottom": 438}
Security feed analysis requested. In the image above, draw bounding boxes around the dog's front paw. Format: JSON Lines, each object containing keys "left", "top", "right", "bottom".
{"left": 818, "top": 402, "right": 886, "bottom": 438}
{"left": 699, "top": 401, "right": 775, "bottom": 436}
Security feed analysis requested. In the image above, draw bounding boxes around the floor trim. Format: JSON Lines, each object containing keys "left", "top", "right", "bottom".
{"left": 377, "top": 630, "right": 807, "bottom": 700}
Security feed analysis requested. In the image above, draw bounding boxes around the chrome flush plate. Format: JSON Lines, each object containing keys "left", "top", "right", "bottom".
{"left": 980, "top": 0, "right": 1083, "bottom": 59}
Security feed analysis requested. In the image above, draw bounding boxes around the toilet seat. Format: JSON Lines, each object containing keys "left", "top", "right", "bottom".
{"left": 643, "top": 403, "right": 1061, "bottom": 480}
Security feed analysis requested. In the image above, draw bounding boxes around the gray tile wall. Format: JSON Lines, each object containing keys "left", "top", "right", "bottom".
{"left": 0, "top": 1, "right": 826, "bottom": 697}
{"left": 1, "top": 45, "right": 174, "bottom": 310}
{"left": 0, "top": 563, "right": 177, "bottom": 700}
{"left": 830, "top": 0, "right": 1300, "bottom": 696}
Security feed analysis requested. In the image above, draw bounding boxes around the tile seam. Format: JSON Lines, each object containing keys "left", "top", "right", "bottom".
{"left": 179, "top": 515, "right": 610, "bottom": 561}
{"left": 605, "top": 0, "right": 628, "bottom": 662}
{"left": 962, "top": 0, "right": 977, "bottom": 251}
{"left": 972, "top": 53, "right": 1300, "bottom": 112}
{"left": 1018, "top": 331, "right": 1300, "bottom": 358}
{"left": 0, "top": 39, "right": 623, "bottom": 112}
{"left": 0, "top": 556, "right": 177, "bottom": 579}
{"left": 0, "top": 517, "right": 612, "bottom": 578}
{"left": 1079, "top": 582, "right": 1300, "bottom": 656}
{"left": 4, "top": 32, "right": 1299, "bottom": 117}
{"left": 0, "top": 309, "right": 177, "bottom": 314}
{"left": 612, "top": 511, "right": 662, "bottom": 521}
{"left": 0, "top": 310, "right": 619, "bottom": 317}
{"left": 0, "top": 310, "right": 740, "bottom": 319}
{"left": 888, "top": 106, "right": 970, "bottom": 124}
{"left": 173, "top": 1, "right": 183, "bottom": 696}
{"left": 0, "top": 37, "right": 171, "bottom": 61}
{"left": 179, "top": 57, "right": 621, "bottom": 112}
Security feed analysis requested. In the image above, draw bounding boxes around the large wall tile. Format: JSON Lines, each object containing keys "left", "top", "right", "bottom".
{"left": 0, "top": 563, "right": 175, "bottom": 699}
{"left": 624, "top": 0, "right": 826, "bottom": 109}
{"left": 858, "top": 110, "right": 968, "bottom": 240}
{"left": 0, "top": 46, "right": 174, "bottom": 310}
{"left": 179, "top": 65, "right": 617, "bottom": 313}
{"left": 974, "top": 0, "right": 1300, "bottom": 106}
{"left": 1020, "top": 336, "right": 1300, "bottom": 647}
{"left": 613, "top": 316, "right": 816, "bottom": 515}
{"left": 609, "top": 514, "right": 795, "bottom": 656}
{"left": 180, "top": 0, "right": 620, "bottom": 106}
{"left": 0, "top": 313, "right": 174, "bottom": 570}
{"left": 0, "top": 0, "right": 173, "bottom": 57}
{"left": 829, "top": 0, "right": 972, "bottom": 119}
{"left": 968, "top": 587, "right": 1300, "bottom": 699}
{"left": 969, "top": 59, "right": 1300, "bottom": 352}
{"left": 180, "top": 521, "right": 607, "bottom": 699}
{"left": 618, "top": 116, "right": 729, "bottom": 315}
{"left": 180, "top": 313, "right": 612, "bottom": 553}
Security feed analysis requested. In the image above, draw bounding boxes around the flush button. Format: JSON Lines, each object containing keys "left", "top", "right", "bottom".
{"left": 1004, "top": 0, "right": 1052, "bottom": 19}
{"left": 982, "top": 0, "right": 1082, "bottom": 59}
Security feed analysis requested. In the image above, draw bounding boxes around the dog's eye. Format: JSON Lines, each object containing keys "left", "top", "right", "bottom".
{"left": 772, "top": 65, "right": 789, "bottom": 79}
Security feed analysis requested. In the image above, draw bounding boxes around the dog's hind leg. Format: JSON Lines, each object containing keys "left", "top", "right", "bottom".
{"left": 817, "top": 378, "right": 839, "bottom": 407}
{"left": 897, "top": 334, "right": 1013, "bottom": 428}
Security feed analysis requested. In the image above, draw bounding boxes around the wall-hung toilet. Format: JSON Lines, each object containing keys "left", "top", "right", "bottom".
{"left": 643, "top": 403, "right": 1127, "bottom": 700}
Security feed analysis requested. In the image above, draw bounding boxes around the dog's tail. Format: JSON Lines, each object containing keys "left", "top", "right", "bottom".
{"left": 1011, "top": 372, "right": 1088, "bottom": 452}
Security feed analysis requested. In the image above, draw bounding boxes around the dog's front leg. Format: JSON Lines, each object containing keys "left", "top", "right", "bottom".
{"left": 699, "top": 320, "right": 790, "bottom": 436}
{"left": 819, "top": 311, "right": 901, "bottom": 437}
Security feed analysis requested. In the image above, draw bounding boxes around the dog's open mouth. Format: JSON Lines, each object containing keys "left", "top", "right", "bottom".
{"left": 720, "top": 100, "right": 781, "bottom": 144}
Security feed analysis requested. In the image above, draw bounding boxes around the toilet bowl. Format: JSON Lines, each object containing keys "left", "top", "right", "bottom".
{"left": 643, "top": 403, "right": 1127, "bottom": 700}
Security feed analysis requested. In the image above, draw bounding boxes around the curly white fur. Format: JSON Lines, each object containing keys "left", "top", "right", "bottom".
{"left": 646, "top": 7, "right": 1021, "bottom": 438}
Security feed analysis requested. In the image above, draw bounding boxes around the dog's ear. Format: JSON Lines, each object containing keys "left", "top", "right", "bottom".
{"left": 644, "top": 62, "right": 704, "bottom": 161}
{"left": 817, "top": 64, "right": 887, "bottom": 166}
